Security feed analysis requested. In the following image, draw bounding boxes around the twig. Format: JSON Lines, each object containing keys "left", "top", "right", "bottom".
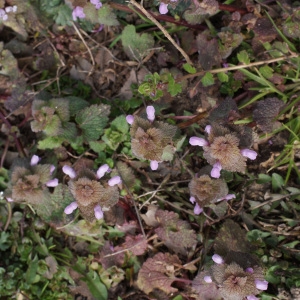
{"left": 128, "top": 0, "right": 193, "bottom": 65}
{"left": 4, "top": 201, "right": 12, "bottom": 231}
{"left": 181, "top": 54, "right": 299, "bottom": 81}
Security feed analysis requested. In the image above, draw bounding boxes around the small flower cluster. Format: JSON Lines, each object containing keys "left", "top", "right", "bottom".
{"left": 6, "top": 155, "right": 58, "bottom": 204}
{"left": 72, "top": 0, "right": 102, "bottom": 21}
{"left": 203, "top": 253, "right": 268, "bottom": 300}
{"left": 0, "top": 5, "right": 17, "bottom": 21}
{"left": 189, "top": 174, "right": 235, "bottom": 215}
{"left": 190, "top": 124, "right": 257, "bottom": 178}
{"left": 127, "top": 106, "right": 179, "bottom": 171}
{"left": 158, "top": 0, "right": 178, "bottom": 15}
{"left": 63, "top": 164, "right": 121, "bottom": 222}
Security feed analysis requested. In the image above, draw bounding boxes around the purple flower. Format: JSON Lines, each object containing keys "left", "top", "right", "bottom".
{"left": 189, "top": 196, "right": 196, "bottom": 204}
{"left": 159, "top": 2, "right": 168, "bottom": 14}
{"left": 30, "top": 155, "right": 40, "bottom": 166}
{"left": 241, "top": 149, "right": 257, "bottom": 160}
{"left": 0, "top": 9, "right": 8, "bottom": 21}
{"left": 46, "top": 178, "right": 59, "bottom": 187}
{"left": 72, "top": 6, "right": 86, "bottom": 21}
{"left": 205, "top": 125, "right": 212, "bottom": 134}
{"left": 255, "top": 279, "right": 268, "bottom": 290}
{"left": 62, "top": 165, "right": 76, "bottom": 179}
{"left": 245, "top": 267, "right": 254, "bottom": 273}
{"left": 91, "top": 0, "right": 102, "bottom": 9}
{"left": 96, "top": 164, "right": 110, "bottom": 179}
{"left": 194, "top": 203, "right": 203, "bottom": 215}
{"left": 50, "top": 165, "right": 56, "bottom": 174}
{"left": 6, "top": 197, "right": 14, "bottom": 202}
{"left": 211, "top": 161, "right": 222, "bottom": 178}
{"left": 94, "top": 204, "right": 104, "bottom": 219}
{"left": 246, "top": 296, "right": 259, "bottom": 300}
{"left": 204, "top": 275, "right": 212, "bottom": 283}
{"left": 64, "top": 201, "right": 78, "bottom": 214}
{"left": 146, "top": 106, "right": 155, "bottom": 122}
{"left": 108, "top": 176, "right": 121, "bottom": 186}
{"left": 150, "top": 160, "right": 159, "bottom": 170}
{"left": 189, "top": 136, "right": 209, "bottom": 147}
{"left": 126, "top": 115, "right": 134, "bottom": 125}
{"left": 212, "top": 254, "right": 224, "bottom": 264}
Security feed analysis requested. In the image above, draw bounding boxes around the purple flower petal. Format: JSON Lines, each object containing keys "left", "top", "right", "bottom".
{"left": 255, "top": 279, "right": 268, "bottom": 290}
{"left": 245, "top": 267, "right": 254, "bottom": 273}
{"left": 224, "top": 194, "right": 236, "bottom": 201}
{"left": 146, "top": 106, "right": 155, "bottom": 122}
{"left": 205, "top": 125, "right": 212, "bottom": 134}
{"left": 241, "top": 149, "right": 257, "bottom": 160}
{"left": 64, "top": 201, "right": 78, "bottom": 214}
{"left": 97, "top": 164, "right": 110, "bottom": 179}
{"left": 211, "top": 162, "right": 222, "bottom": 178}
{"left": 189, "top": 136, "right": 208, "bottom": 147}
{"left": 212, "top": 254, "right": 224, "bottom": 264}
{"left": 126, "top": 115, "right": 134, "bottom": 125}
{"left": 12, "top": 5, "right": 17, "bottom": 12}
{"left": 30, "top": 155, "right": 40, "bottom": 166}
{"left": 108, "top": 176, "right": 121, "bottom": 186}
{"left": 62, "top": 165, "right": 76, "bottom": 179}
{"left": 50, "top": 165, "right": 56, "bottom": 174}
{"left": 189, "top": 196, "right": 196, "bottom": 204}
{"left": 6, "top": 197, "right": 14, "bottom": 202}
{"left": 91, "top": 0, "right": 102, "bottom": 9}
{"left": 204, "top": 276, "right": 212, "bottom": 283}
{"left": 246, "top": 296, "right": 259, "bottom": 300}
{"left": 94, "top": 204, "right": 104, "bottom": 219}
{"left": 150, "top": 160, "right": 159, "bottom": 170}
{"left": 46, "top": 178, "right": 59, "bottom": 187}
{"left": 72, "top": 6, "right": 86, "bottom": 21}
{"left": 159, "top": 2, "right": 168, "bottom": 14}
{"left": 194, "top": 203, "right": 203, "bottom": 215}
{"left": 5, "top": 6, "right": 13, "bottom": 13}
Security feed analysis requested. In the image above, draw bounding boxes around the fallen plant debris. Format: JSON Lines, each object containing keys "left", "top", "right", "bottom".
{"left": 0, "top": 0, "right": 300, "bottom": 299}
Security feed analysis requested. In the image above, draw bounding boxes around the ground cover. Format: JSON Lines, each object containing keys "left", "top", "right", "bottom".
{"left": 0, "top": 0, "right": 300, "bottom": 299}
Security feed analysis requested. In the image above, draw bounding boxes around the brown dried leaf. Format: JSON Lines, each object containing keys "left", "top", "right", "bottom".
{"left": 137, "top": 252, "right": 181, "bottom": 295}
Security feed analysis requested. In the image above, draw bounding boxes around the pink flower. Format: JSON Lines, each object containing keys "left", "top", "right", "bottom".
{"left": 6, "top": 197, "right": 14, "bottom": 202}
{"left": 50, "top": 165, "right": 56, "bottom": 174}
{"left": 212, "top": 254, "right": 224, "bottom": 264}
{"left": 159, "top": 2, "right": 168, "bottom": 14}
{"left": 255, "top": 279, "right": 268, "bottom": 290}
{"left": 146, "top": 106, "right": 155, "bottom": 122}
{"left": 62, "top": 165, "right": 76, "bottom": 179}
{"left": 194, "top": 203, "right": 203, "bottom": 215}
{"left": 91, "top": 0, "right": 102, "bottom": 9}
{"left": 46, "top": 178, "right": 59, "bottom": 187}
{"left": 205, "top": 125, "right": 212, "bottom": 134}
{"left": 211, "top": 161, "right": 222, "bottom": 178}
{"left": 72, "top": 6, "right": 86, "bottom": 21}
{"left": 245, "top": 267, "right": 254, "bottom": 273}
{"left": 96, "top": 164, "right": 110, "bottom": 179}
{"left": 94, "top": 204, "right": 104, "bottom": 219}
{"left": 64, "top": 201, "right": 78, "bottom": 214}
{"left": 241, "top": 149, "right": 257, "bottom": 160}
{"left": 189, "top": 136, "right": 209, "bottom": 147}
{"left": 126, "top": 115, "right": 134, "bottom": 125}
{"left": 247, "top": 295, "right": 259, "bottom": 300}
{"left": 204, "top": 275, "right": 212, "bottom": 283}
{"left": 30, "top": 155, "right": 40, "bottom": 166}
{"left": 150, "top": 160, "right": 159, "bottom": 170}
{"left": 189, "top": 196, "right": 196, "bottom": 204}
{"left": 108, "top": 176, "right": 121, "bottom": 186}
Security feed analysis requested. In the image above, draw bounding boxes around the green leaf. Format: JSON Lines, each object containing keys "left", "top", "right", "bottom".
{"left": 25, "top": 255, "right": 39, "bottom": 285}
{"left": 217, "top": 72, "right": 229, "bottom": 82}
{"left": 111, "top": 116, "right": 129, "bottom": 134}
{"left": 76, "top": 104, "right": 110, "bottom": 141}
{"left": 183, "top": 63, "right": 196, "bottom": 74}
{"left": 167, "top": 73, "right": 182, "bottom": 96}
{"left": 89, "top": 141, "right": 106, "bottom": 154}
{"left": 121, "top": 25, "right": 155, "bottom": 61}
{"left": 0, "top": 232, "right": 10, "bottom": 251}
{"left": 201, "top": 72, "right": 214, "bottom": 87}
{"left": 98, "top": 4, "right": 119, "bottom": 26}
{"left": 38, "top": 136, "right": 65, "bottom": 149}
{"left": 259, "top": 65, "right": 274, "bottom": 79}
{"left": 66, "top": 96, "right": 89, "bottom": 116}
{"left": 237, "top": 50, "right": 250, "bottom": 64}
{"left": 54, "top": 5, "right": 72, "bottom": 26}
{"left": 272, "top": 173, "right": 284, "bottom": 191}
{"left": 81, "top": 271, "right": 108, "bottom": 300}
{"left": 256, "top": 174, "right": 272, "bottom": 184}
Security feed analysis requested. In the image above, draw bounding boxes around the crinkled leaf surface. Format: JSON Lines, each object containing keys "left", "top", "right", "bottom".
{"left": 137, "top": 252, "right": 181, "bottom": 295}
{"left": 155, "top": 210, "right": 197, "bottom": 255}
